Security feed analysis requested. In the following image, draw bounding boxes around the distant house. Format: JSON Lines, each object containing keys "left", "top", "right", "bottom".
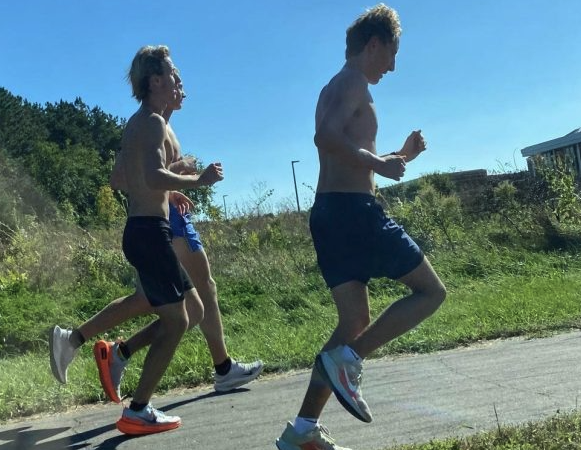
{"left": 520, "top": 128, "right": 581, "bottom": 176}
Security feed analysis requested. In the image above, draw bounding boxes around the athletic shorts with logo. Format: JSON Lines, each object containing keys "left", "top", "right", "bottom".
{"left": 168, "top": 204, "right": 203, "bottom": 252}
{"left": 122, "top": 216, "right": 193, "bottom": 307}
{"left": 310, "top": 192, "right": 424, "bottom": 289}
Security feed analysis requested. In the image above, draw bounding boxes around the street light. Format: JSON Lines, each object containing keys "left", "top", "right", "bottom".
{"left": 291, "top": 160, "right": 301, "bottom": 213}
{"left": 222, "top": 194, "right": 228, "bottom": 220}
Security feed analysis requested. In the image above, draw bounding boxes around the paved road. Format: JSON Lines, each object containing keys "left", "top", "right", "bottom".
{"left": 1, "top": 332, "right": 580, "bottom": 450}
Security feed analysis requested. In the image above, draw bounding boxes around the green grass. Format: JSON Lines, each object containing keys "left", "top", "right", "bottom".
{"left": 1, "top": 211, "right": 581, "bottom": 422}
{"left": 1, "top": 268, "right": 580, "bottom": 422}
{"left": 381, "top": 410, "right": 581, "bottom": 450}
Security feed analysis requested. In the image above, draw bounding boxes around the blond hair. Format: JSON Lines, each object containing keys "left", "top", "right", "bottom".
{"left": 345, "top": 4, "right": 401, "bottom": 59}
{"left": 127, "top": 45, "right": 171, "bottom": 102}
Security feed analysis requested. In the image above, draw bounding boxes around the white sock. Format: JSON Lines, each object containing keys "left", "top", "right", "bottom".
{"left": 293, "top": 416, "right": 318, "bottom": 434}
{"left": 341, "top": 345, "right": 361, "bottom": 363}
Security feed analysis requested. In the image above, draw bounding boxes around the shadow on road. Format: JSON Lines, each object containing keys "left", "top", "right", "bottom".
{"left": 0, "top": 388, "right": 250, "bottom": 449}
{"left": 160, "top": 387, "right": 250, "bottom": 412}
{"left": 0, "top": 423, "right": 117, "bottom": 450}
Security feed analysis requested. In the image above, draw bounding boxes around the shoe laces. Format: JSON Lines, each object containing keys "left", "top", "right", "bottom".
{"left": 346, "top": 361, "right": 363, "bottom": 390}
{"left": 230, "top": 359, "right": 261, "bottom": 375}
{"left": 316, "top": 424, "right": 336, "bottom": 445}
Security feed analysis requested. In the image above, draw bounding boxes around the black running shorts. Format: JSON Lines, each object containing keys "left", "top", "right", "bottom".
{"left": 122, "top": 216, "right": 193, "bottom": 307}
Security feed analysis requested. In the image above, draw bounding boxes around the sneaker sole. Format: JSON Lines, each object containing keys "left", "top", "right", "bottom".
{"left": 315, "top": 354, "right": 372, "bottom": 423}
{"left": 214, "top": 365, "right": 265, "bottom": 392}
{"left": 48, "top": 326, "right": 66, "bottom": 384}
{"left": 116, "top": 417, "right": 181, "bottom": 435}
{"left": 93, "top": 340, "right": 121, "bottom": 403}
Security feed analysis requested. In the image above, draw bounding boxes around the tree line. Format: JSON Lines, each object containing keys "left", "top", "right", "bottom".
{"left": 0, "top": 87, "right": 215, "bottom": 228}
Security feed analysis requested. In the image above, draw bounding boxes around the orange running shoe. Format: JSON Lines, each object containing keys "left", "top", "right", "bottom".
{"left": 116, "top": 403, "right": 181, "bottom": 435}
{"left": 93, "top": 340, "right": 127, "bottom": 403}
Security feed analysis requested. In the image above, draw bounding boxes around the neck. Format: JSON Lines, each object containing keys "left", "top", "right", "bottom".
{"left": 344, "top": 58, "right": 368, "bottom": 81}
{"left": 162, "top": 108, "right": 174, "bottom": 123}
{"left": 141, "top": 97, "right": 167, "bottom": 116}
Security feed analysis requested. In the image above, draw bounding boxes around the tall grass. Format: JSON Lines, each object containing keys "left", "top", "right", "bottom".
{"left": 383, "top": 410, "right": 581, "bottom": 450}
{"left": 1, "top": 173, "right": 581, "bottom": 421}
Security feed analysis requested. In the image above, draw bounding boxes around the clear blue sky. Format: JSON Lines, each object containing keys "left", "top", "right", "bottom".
{"left": 2, "top": 1, "right": 580, "bottom": 214}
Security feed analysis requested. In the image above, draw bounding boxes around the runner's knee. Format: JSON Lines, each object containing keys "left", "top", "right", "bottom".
{"left": 427, "top": 280, "right": 446, "bottom": 307}
{"left": 161, "top": 312, "right": 189, "bottom": 336}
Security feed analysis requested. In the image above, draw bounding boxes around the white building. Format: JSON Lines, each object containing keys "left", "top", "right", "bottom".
{"left": 521, "top": 128, "right": 581, "bottom": 176}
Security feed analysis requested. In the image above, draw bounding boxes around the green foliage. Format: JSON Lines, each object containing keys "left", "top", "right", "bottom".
{"left": 491, "top": 180, "right": 528, "bottom": 237}
{"left": 389, "top": 179, "right": 463, "bottom": 250}
{"left": 2, "top": 160, "right": 581, "bottom": 421}
{"left": 0, "top": 86, "right": 221, "bottom": 226}
{"left": 533, "top": 155, "right": 581, "bottom": 224}
{"left": 95, "top": 185, "right": 125, "bottom": 227}
{"left": 71, "top": 239, "right": 134, "bottom": 289}
{"left": 387, "top": 410, "right": 581, "bottom": 450}
{"left": 0, "top": 88, "right": 125, "bottom": 225}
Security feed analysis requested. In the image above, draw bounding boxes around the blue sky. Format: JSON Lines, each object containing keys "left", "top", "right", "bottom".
{"left": 2, "top": 0, "right": 580, "bottom": 214}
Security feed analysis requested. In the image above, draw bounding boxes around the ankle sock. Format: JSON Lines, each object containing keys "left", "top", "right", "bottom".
{"left": 69, "top": 329, "right": 85, "bottom": 349}
{"left": 129, "top": 401, "right": 148, "bottom": 412}
{"left": 341, "top": 345, "right": 361, "bottom": 363}
{"left": 214, "top": 357, "right": 232, "bottom": 376}
{"left": 293, "top": 416, "right": 318, "bottom": 434}
{"left": 118, "top": 341, "right": 131, "bottom": 360}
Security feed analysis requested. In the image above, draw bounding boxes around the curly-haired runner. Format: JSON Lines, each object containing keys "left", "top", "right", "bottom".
{"left": 276, "top": 5, "right": 446, "bottom": 449}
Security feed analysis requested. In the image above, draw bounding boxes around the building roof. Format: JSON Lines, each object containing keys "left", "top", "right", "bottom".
{"left": 521, "top": 128, "right": 581, "bottom": 157}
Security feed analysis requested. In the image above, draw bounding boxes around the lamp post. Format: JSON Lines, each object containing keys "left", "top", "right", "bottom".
{"left": 222, "top": 194, "right": 228, "bottom": 220}
{"left": 291, "top": 160, "right": 301, "bottom": 213}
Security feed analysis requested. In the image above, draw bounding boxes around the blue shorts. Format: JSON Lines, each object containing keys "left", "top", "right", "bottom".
{"left": 169, "top": 204, "right": 203, "bottom": 253}
{"left": 309, "top": 193, "right": 424, "bottom": 289}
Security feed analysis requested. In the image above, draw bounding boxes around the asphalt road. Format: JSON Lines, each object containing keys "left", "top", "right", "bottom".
{"left": 1, "top": 331, "right": 580, "bottom": 450}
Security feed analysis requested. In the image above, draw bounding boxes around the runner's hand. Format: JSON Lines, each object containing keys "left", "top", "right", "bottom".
{"left": 169, "top": 191, "right": 194, "bottom": 215}
{"left": 376, "top": 154, "right": 406, "bottom": 181}
{"left": 399, "top": 130, "right": 427, "bottom": 163}
{"left": 198, "top": 162, "right": 224, "bottom": 186}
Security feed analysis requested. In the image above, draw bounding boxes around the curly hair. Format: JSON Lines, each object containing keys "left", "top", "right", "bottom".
{"left": 345, "top": 4, "right": 402, "bottom": 59}
{"left": 127, "top": 45, "right": 171, "bottom": 102}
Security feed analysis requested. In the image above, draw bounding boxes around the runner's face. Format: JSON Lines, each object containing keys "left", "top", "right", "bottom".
{"left": 159, "top": 57, "right": 181, "bottom": 106}
{"left": 368, "top": 38, "right": 398, "bottom": 85}
{"left": 166, "top": 68, "right": 185, "bottom": 111}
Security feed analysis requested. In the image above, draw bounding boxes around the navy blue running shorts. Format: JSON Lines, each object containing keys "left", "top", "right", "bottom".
{"left": 309, "top": 192, "right": 424, "bottom": 289}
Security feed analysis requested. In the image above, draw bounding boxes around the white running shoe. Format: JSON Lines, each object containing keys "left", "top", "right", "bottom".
{"left": 316, "top": 346, "right": 372, "bottom": 423}
{"left": 49, "top": 325, "right": 78, "bottom": 384}
{"left": 214, "top": 358, "right": 264, "bottom": 392}
{"left": 276, "top": 421, "right": 351, "bottom": 450}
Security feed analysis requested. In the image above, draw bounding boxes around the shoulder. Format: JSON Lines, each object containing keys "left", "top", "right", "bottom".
{"left": 324, "top": 67, "right": 369, "bottom": 106}
{"left": 138, "top": 113, "right": 167, "bottom": 143}
{"left": 125, "top": 110, "right": 165, "bottom": 135}
{"left": 143, "top": 112, "right": 166, "bottom": 130}
{"left": 332, "top": 68, "right": 368, "bottom": 93}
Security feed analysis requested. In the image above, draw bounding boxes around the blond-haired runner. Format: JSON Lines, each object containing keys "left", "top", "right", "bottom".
{"left": 90, "top": 85, "right": 263, "bottom": 404}
{"left": 50, "top": 45, "right": 223, "bottom": 435}
{"left": 50, "top": 87, "right": 262, "bottom": 407}
{"left": 276, "top": 5, "right": 446, "bottom": 449}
